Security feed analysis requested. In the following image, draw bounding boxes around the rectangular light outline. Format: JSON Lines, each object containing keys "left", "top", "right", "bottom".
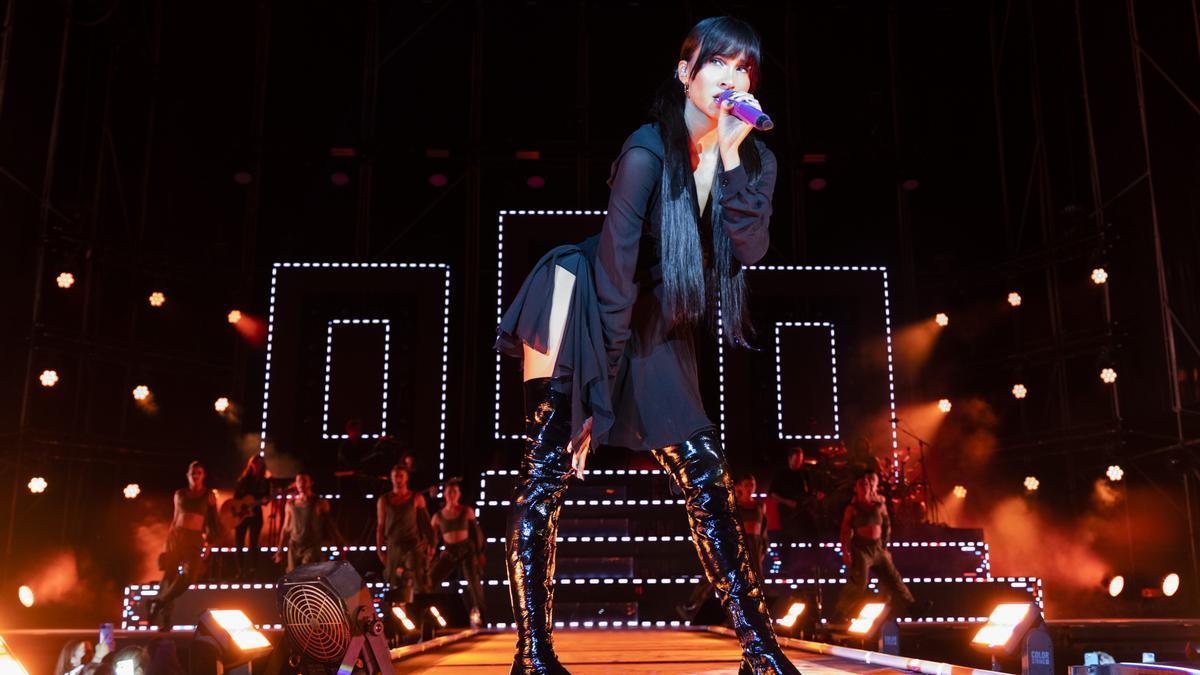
{"left": 775, "top": 321, "right": 840, "bottom": 440}
{"left": 321, "top": 319, "right": 391, "bottom": 439}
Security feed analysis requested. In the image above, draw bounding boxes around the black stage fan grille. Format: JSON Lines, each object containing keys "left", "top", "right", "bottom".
{"left": 280, "top": 583, "right": 352, "bottom": 664}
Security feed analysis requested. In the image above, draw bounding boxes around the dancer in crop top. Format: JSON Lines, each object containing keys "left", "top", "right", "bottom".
{"left": 146, "top": 460, "right": 222, "bottom": 629}
{"left": 429, "top": 479, "right": 487, "bottom": 616}
{"left": 834, "top": 470, "right": 915, "bottom": 619}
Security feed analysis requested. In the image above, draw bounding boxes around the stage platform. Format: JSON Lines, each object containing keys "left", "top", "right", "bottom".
{"left": 393, "top": 629, "right": 904, "bottom": 674}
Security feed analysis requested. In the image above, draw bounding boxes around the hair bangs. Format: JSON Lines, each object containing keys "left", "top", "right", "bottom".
{"left": 683, "top": 16, "right": 762, "bottom": 91}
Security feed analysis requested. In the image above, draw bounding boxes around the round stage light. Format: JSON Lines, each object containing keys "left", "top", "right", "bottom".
{"left": 148, "top": 291, "right": 166, "bottom": 307}
{"left": 1007, "top": 292, "right": 1022, "bottom": 307}
{"left": 56, "top": 272, "right": 75, "bottom": 289}
{"left": 233, "top": 171, "right": 254, "bottom": 185}
{"left": 227, "top": 310, "right": 243, "bottom": 324}
{"left": 952, "top": 485, "right": 967, "bottom": 499}
{"left": 1107, "top": 575, "right": 1125, "bottom": 597}
{"left": 132, "top": 385, "right": 150, "bottom": 401}
{"left": 1024, "top": 476, "right": 1039, "bottom": 492}
{"left": 937, "top": 399, "right": 952, "bottom": 413}
{"left": 1091, "top": 268, "right": 1108, "bottom": 285}
{"left": 428, "top": 173, "right": 448, "bottom": 187}
{"left": 39, "top": 370, "right": 59, "bottom": 387}
{"left": 526, "top": 176, "right": 546, "bottom": 189}
{"left": 807, "top": 177, "right": 827, "bottom": 191}
{"left": 27, "top": 477, "right": 47, "bottom": 494}
{"left": 123, "top": 483, "right": 141, "bottom": 500}
{"left": 935, "top": 312, "right": 949, "bottom": 327}
{"left": 17, "top": 585, "right": 34, "bottom": 608}
{"left": 1012, "top": 384, "right": 1028, "bottom": 399}
{"left": 1106, "top": 464, "right": 1124, "bottom": 482}
{"left": 1162, "top": 573, "right": 1180, "bottom": 597}
{"left": 214, "top": 397, "right": 231, "bottom": 413}
{"left": 1100, "top": 367, "right": 1118, "bottom": 384}
{"left": 330, "top": 171, "right": 350, "bottom": 187}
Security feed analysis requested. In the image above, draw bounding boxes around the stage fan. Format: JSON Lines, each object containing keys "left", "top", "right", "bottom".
{"left": 276, "top": 561, "right": 394, "bottom": 674}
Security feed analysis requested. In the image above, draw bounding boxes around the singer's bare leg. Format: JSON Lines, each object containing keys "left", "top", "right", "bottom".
{"left": 522, "top": 265, "right": 575, "bottom": 381}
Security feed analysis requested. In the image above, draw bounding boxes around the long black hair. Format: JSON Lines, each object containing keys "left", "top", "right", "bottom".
{"left": 650, "top": 16, "right": 764, "bottom": 347}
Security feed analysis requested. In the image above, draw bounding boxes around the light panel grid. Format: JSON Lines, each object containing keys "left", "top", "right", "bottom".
{"left": 258, "top": 262, "right": 452, "bottom": 484}
{"left": 774, "top": 321, "right": 840, "bottom": 440}
{"left": 321, "top": 319, "right": 391, "bottom": 439}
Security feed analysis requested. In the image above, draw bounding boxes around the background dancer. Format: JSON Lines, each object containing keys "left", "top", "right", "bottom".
{"left": 496, "top": 16, "right": 796, "bottom": 674}
{"left": 429, "top": 479, "right": 488, "bottom": 620}
{"left": 377, "top": 464, "right": 434, "bottom": 599}
{"left": 147, "top": 461, "right": 221, "bottom": 629}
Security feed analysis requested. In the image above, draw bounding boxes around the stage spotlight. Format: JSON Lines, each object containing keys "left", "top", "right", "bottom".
{"left": 330, "top": 171, "right": 350, "bottom": 186}
{"left": 1106, "top": 465, "right": 1124, "bottom": 482}
{"left": 132, "top": 385, "right": 151, "bottom": 401}
{"left": 1162, "top": 573, "right": 1180, "bottom": 597}
{"left": 1012, "top": 384, "right": 1028, "bottom": 399}
{"left": 1091, "top": 268, "right": 1108, "bottom": 285}
{"left": 428, "top": 174, "right": 448, "bottom": 187}
{"left": 123, "top": 483, "right": 141, "bottom": 499}
{"left": 776, "top": 602, "right": 806, "bottom": 628}
{"left": 193, "top": 608, "right": 272, "bottom": 674}
{"left": 0, "top": 635, "right": 30, "bottom": 675}
{"left": 233, "top": 171, "right": 254, "bottom": 185}
{"left": 526, "top": 176, "right": 546, "bottom": 189}
{"left": 937, "top": 398, "right": 952, "bottom": 413}
{"left": 901, "top": 178, "right": 920, "bottom": 191}
{"left": 1008, "top": 291, "right": 1022, "bottom": 307}
{"left": 17, "top": 586, "right": 33, "bottom": 608}
{"left": 970, "top": 603, "right": 1051, "bottom": 662}
{"left": 56, "top": 272, "right": 75, "bottom": 289}
{"left": 27, "top": 477, "right": 46, "bottom": 494}
{"left": 1100, "top": 367, "right": 1118, "bottom": 384}
{"left": 847, "top": 602, "right": 887, "bottom": 635}
{"left": 391, "top": 605, "right": 416, "bottom": 632}
{"left": 953, "top": 485, "right": 968, "bottom": 499}
{"left": 148, "top": 291, "right": 166, "bottom": 307}
{"left": 1106, "top": 575, "right": 1125, "bottom": 597}
{"left": 214, "top": 397, "right": 231, "bottom": 413}
{"left": 807, "top": 177, "right": 827, "bottom": 191}
{"left": 39, "top": 370, "right": 59, "bottom": 387}
{"left": 227, "top": 310, "right": 243, "bottom": 324}
{"left": 1024, "top": 476, "right": 1040, "bottom": 493}
{"left": 428, "top": 605, "right": 448, "bottom": 628}
{"left": 934, "top": 312, "right": 949, "bottom": 327}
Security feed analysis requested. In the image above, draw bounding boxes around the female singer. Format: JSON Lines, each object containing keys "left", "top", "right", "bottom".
{"left": 497, "top": 16, "right": 796, "bottom": 675}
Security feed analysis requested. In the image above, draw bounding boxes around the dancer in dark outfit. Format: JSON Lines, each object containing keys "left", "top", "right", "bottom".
{"left": 147, "top": 461, "right": 222, "bottom": 629}
{"left": 232, "top": 455, "right": 269, "bottom": 581}
{"left": 833, "top": 470, "right": 915, "bottom": 619}
{"left": 496, "top": 16, "right": 797, "bottom": 675}
{"left": 429, "top": 479, "right": 487, "bottom": 616}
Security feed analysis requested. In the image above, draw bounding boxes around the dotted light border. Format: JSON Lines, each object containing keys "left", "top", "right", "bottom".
{"left": 775, "top": 321, "right": 840, "bottom": 440}
{"left": 259, "top": 262, "right": 451, "bottom": 483}
{"left": 321, "top": 319, "right": 392, "bottom": 439}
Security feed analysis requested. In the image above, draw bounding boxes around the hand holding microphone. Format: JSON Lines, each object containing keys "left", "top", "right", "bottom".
{"left": 718, "top": 89, "right": 774, "bottom": 131}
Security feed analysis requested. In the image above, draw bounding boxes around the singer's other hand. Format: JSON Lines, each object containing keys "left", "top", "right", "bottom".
{"left": 718, "top": 91, "right": 761, "bottom": 165}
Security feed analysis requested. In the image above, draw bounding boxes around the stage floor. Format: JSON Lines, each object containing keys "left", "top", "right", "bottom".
{"left": 394, "top": 629, "right": 897, "bottom": 674}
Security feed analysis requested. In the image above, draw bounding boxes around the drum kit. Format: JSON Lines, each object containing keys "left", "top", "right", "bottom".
{"left": 809, "top": 442, "right": 941, "bottom": 527}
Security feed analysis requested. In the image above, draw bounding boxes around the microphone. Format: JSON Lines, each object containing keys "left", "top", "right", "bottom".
{"left": 718, "top": 90, "right": 774, "bottom": 131}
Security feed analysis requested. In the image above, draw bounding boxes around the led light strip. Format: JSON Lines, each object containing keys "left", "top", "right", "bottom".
{"left": 484, "top": 535, "right": 691, "bottom": 544}
{"left": 775, "top": 322, "right": 839, "bottom": 440}
{"left": 322, "top": 319, "right": 391, "bottom": 439}
{"left": 494, "top": 210, "right": 608, "bottom": 440}
{"left": 488, "top": 621, "right": 689, "bottom": 630}
{"left": 443, "top": 577, "right": 705, "bottom": 587}
{"left": 478, "top": 498, "right": 686, "bottom": 507}
{"left": 259, "top": 262, "right": 451, "bottom": 484}
{"left": 766, "top": 541, "right": 986, "bottom": 549}
{"left": 716, "top": 266, "right": 899, "bottom": 455}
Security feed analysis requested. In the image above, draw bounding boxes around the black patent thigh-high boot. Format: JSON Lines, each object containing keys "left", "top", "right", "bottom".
{"left": 652, "top": 431, "right": 801, "bottom": 675}
{"left": 506, "top": 377, "right": 574, "bottom": 675}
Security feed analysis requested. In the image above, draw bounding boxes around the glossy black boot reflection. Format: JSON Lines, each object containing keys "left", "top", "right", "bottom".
{"left": 652, "top": 431, "right": 801, "bottom": 675}
{"left": 506, "top": 377, "right": 574, "bottom": 675}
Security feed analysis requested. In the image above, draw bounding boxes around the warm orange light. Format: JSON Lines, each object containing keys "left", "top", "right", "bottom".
{"left": 227, "top": 310, "right": 243, "bottom": 324}
{"left": 391, "top": 606, "right": 415, "bottom": 631}
{"left": 214, "top": 397, "right": 231, "bottom": 413}
{"left": 123, "top": 483, "right": 141, "bottom": 499}
{"left": 970, "top": 603, "right": 1033, "bottom": 649}
{"left": 1007, "top": 292, "right": 1022, "bottom": 307}
{"left": 148, "top": 291, "right": 166, "bottom": 307}
{"left": 1091, "top": 268, "right": 1108, "bottom": 285}
{"left": 937, "top": 399, "right": 952, "bottom": 413}
{"left": 55, "top": 272, "right": 75, "bottom": 289}
{"left": 1024, "top": 476, "right": 1039, "bottom": 492}
{"left": 1106, "top": 465, "right": 1124, "bottom": 482}
{"left": 132, "top": 385, "right": 150, "bottom": 401}
{"left": 1100, "top": 367, "right": 1118, "bottom": 384}
{"left": 39, "top": 370, "right": 59, "bottom": 387}
{"left": 17, "top": 586, "right": 33, "bottom": 608}
{"left": 429, "top": 605, "right": 447, "bottom": 627}
{"left": 0, "top": 635, "right": 30, "bottom": 675}
{"left": 1107, "top": 575, "right": 1125, "bottom": 597}
{"left": 1012, "top": 384, "right": 1027, "bottom": 399}
{"left": 776, "top": 602, "right": 806, "bottom": 628}
{"left": 934, "top": 313, "right": 949, "bottom": 327}
{"left": 952, "top": 485, "right": 967, "bottom": 499}
{"left": 847, "top": 602, "right": 886, "bottom": 635}
{"left": 208, "top": 609, "right": 271, "bottom": 651}
{"left": 1162, "top": 573, "right": 1180, "bottom": 597}
{"left": 27, "top": 477, "right": 47, "bottom": 494}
